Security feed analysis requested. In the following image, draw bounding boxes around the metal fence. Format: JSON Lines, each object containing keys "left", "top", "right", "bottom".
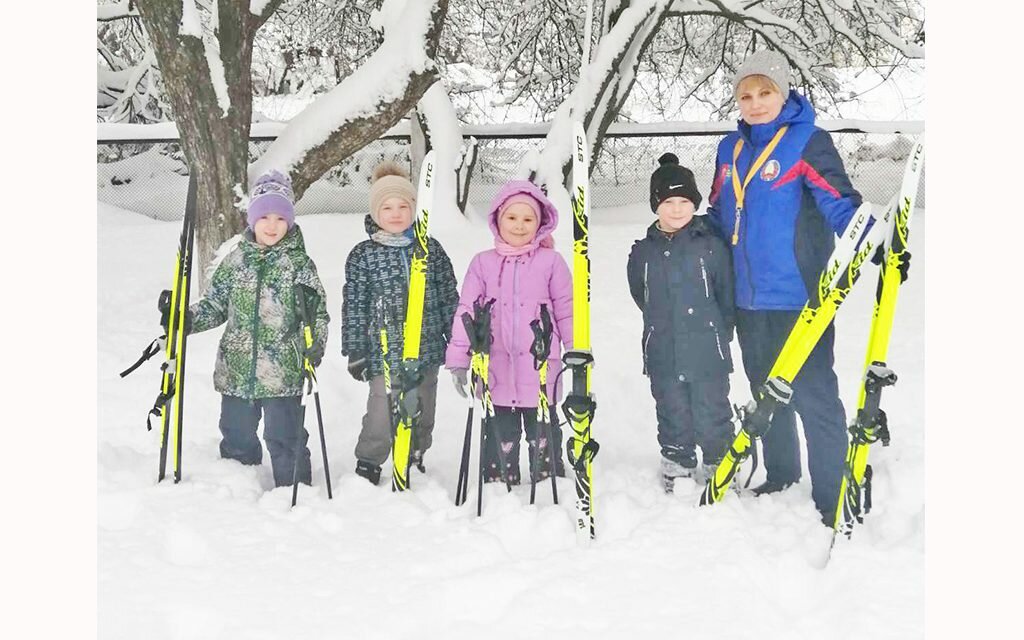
{"left": 96, "top": 126, "right": 924, "bottom": 221}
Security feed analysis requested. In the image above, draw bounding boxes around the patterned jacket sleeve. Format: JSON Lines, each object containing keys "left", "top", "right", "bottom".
{"left": 296, "top": 256, "right": 330, "bottom": 355}
{"left": 189, "top": 256, "right": 232, "bottom": 334}
{"left": 626, "top": 240, "right": 646, "bottom": 312}
{"left": 341, "top": 244, "right": 370, "bottom": 358}
{"left": 549, "top": 252, "right": 574, "bottom": 351}
{"left": 445, "top": 255, "right": 483, "bottom": 371}
{"left": 802, "top": 130, "right": 863, "bottom": 235}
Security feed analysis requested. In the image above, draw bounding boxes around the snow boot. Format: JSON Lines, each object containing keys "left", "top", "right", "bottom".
{"left": 751, "top": 479, "right": 795, "bottom": 496}
{"left": 661, "top": 456, "right": 697, "bottom": 493}
{"left": 700, "top": 462, "right": 719, "bottom": 484}
{"left": 410, "top": 449, "right": 426, "bottom": 473}
{"left": 355, "top": 460, "right": 382, "bottom": 486}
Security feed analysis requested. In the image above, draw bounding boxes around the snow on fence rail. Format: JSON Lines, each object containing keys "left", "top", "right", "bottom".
{"left": 97, "top": 121, "right": 924, "bottom": 220}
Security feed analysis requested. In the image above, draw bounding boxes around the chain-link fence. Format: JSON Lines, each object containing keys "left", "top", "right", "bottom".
{"left": 97, "top": 126, "right": 924, "bottom": 221}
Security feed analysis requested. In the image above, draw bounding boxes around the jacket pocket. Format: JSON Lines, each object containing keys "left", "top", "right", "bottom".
{"left": 709, "top": 320, "right": 726, "bottom": 362}
{"left": 642, "top": 325, "right": 654, "bottom": 374}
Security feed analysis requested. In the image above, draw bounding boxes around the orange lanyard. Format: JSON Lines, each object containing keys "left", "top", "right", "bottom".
{"left": 730, "top": 126, "right": 788, "bottom": 245}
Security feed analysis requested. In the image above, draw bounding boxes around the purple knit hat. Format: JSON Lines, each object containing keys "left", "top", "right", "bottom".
{"left": 247, "top": 170, "right": 295, "bottom": 229}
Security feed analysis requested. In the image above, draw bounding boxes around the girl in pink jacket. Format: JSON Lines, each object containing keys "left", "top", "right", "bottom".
{"left": 445, "top": 180, "right": 573, "bottom": 485}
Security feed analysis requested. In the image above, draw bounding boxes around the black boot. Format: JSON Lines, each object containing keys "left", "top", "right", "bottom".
{"left": 355, "top": 460, "right": 382, "bottom": 486}
{"left": 410, "top": 450, "right": 426, "bottom": 473}
{"left": 751, "top": 479, "right": 795, "bottom": 496}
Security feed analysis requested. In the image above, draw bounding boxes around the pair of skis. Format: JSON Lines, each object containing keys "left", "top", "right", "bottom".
{"left": 120, "top": 174, "right": 198, "bottom": 484}
{"left": 698, "top": 137, "right": 926, "bottom": 541}
{"left": 387, "top": 151, "right": 436, "bottom": 492}
{"left": 563, "top": 122, "right": 600, "bottom": 542}
{"left": 832, "top": 137, "right": 925, "bottom": 539}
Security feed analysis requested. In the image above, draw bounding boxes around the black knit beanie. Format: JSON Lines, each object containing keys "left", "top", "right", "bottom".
{"left": 649, "top": 153, "right": 702, "bottom": 213}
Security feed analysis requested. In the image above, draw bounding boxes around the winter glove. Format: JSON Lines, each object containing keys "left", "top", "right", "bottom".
{"left": 347, "top": 355, "right": 369, "bottom": 382}
{"left": 451, "top": 368, "right": 469, "bottom": 398}
{"left": 158, "top": 289, "right": 192, "bottom": 334}
{"left": 304, "top": 342, "right": 325, "bottom": 368}
{"left": 870, "top": 247, "right": 912, "bottom": 283}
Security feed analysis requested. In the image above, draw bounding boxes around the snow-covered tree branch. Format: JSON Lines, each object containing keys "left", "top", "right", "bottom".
{"left": 120, "top": 0, "right": 449, "bottom": 284}
{"left": 98, "top": 0, "right": 139, "bottom": 21}
{"left": 252, "top": 0, "right": 449, "bottom": 200}
{"left": 531, "top": 0, "right": 923, "bottom": 191}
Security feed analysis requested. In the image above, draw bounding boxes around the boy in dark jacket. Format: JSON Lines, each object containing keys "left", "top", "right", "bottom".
{"left": 627, "top": 154, "right": 736, "bottom": 492}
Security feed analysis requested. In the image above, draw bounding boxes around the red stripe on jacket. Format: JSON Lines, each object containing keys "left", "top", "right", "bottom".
{"left": 709, "top": 164, "right": 729, "bottom": 205}
{"left": 770, "top": 159, "right": 840, "bottom": 198}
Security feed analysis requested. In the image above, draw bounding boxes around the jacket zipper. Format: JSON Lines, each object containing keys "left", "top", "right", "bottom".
{"left": 643, "top": 325, "right": 653, "bottom": 368}
{"left": 741, "top": 208, "right": 756, "bottom": 306}
{"left": 248, "top": 256, "right": 266, "bottom": 398}
{"left": 511, "top": 259, "right": 520, "bottom": 403}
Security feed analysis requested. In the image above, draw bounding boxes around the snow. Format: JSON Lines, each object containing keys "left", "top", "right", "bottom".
{"left": 178, "top": 1, "right": 202, "bottom": 38}
{"left": 417, "top": 82, "right": 466, "bottom": 221}
{"left": 249, "top": 0, "right": 273, "bottom": 17}
{"left": 98, "top": 198, "right": 925, "bottom": 638}
{"left": 98, "top": 0, "right": 139, "bottom": 21}
{"left": 249, "top": 0, "right": 439, "bottom": 181}
{"left": 203, "top": 0, "right": 231, "bottom": 118}
{"left": 178, "top": 1, "right": 231, "bottom": 117}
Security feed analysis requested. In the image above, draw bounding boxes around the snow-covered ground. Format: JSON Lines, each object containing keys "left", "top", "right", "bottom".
{"left": 98, "top": 202, "right": 924, "bottom": 639}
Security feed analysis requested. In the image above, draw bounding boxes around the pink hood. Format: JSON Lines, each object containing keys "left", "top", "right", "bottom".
{"left": 488, "top": 180, "right": 559, "bottom": 252}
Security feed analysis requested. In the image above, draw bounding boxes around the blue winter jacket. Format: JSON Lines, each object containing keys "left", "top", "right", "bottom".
{"left": 707, "top": 91, "right": 862, "bottom": 311}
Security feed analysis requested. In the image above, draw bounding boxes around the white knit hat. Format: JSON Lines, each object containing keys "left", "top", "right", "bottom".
{"left": 733, "top": 50, "right": 791, "bottom": 96}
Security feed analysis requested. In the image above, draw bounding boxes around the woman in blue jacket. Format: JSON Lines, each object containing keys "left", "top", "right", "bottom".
{"left": 707, "top": 50, "right": 862, "bottom": 526}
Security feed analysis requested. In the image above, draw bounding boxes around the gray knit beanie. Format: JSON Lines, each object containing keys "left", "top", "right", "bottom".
{"left": 733, "top": 50, "right": 791, "bottom": 97}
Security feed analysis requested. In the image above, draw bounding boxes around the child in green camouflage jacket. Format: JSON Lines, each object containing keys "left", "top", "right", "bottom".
{"left": 186, "top": 170, "right": 330, "bottom": 488}
{"left": 341, "top": 161, "right": 459, "bottom": 485}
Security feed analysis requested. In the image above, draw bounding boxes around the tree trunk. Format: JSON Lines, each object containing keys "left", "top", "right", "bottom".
{"left": 135, "top": 0, "right": 280, "bottom": 290}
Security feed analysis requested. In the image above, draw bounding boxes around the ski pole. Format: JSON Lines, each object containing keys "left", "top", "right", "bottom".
{"left": 455, "top": 371, "right": 474, "bottom": 506}
{"left": 291, "top": 283, "right": 333, "bottom": 507}
{"left": 529, "top": 305, "right": 558, "bottom": 505}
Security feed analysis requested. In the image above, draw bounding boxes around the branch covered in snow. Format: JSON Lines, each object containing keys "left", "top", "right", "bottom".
{"left": 252, "top": 0, "right": 449, "bottom": 199}
{"left": 533, "top": 0, "right": 673, "bottom": 189}
{"left": 416, "top": 81, "right": 468, "bottom": 215}
{"left": 98, "top": 0, "right": 139, "bottom": 21}
{"left": 653, "top": 0, "right": 925, "bottom": 116}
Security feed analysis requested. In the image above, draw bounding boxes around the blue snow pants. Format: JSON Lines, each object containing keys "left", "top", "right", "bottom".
{"left": 649, "top": 373, "right": 734, "bottom": 467}
{"left": 218, "top": 395, "right": 311, "bottom": 487}
{"left": 736, "top": 309, "right": 847, "bottom": 521}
